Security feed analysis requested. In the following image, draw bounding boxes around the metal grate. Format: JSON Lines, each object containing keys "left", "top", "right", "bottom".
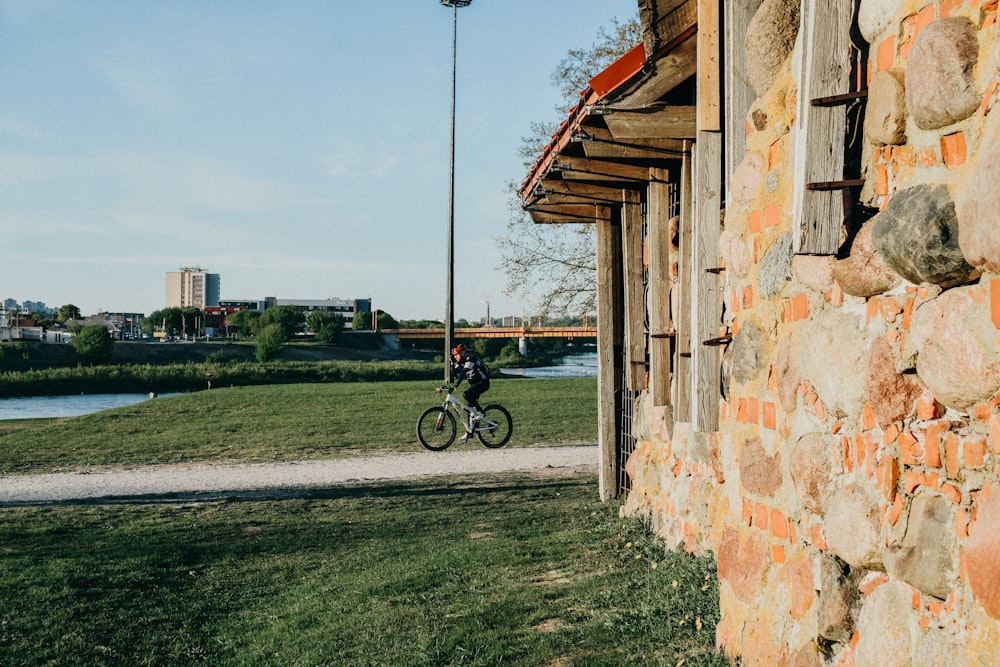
{"left": 616, "top": 180, "right": 681, "bottom": 494}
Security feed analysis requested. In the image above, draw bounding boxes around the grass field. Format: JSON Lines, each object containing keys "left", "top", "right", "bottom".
{"left": 0, "top": 377, "right": 596, "bottom": 474}
{"left": 0, "top": 375, "right": 727, "bottom": 666}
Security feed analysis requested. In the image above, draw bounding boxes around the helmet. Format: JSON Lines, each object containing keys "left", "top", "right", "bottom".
{"left": 451, "top": 344, "right": 465, "bottom": 356}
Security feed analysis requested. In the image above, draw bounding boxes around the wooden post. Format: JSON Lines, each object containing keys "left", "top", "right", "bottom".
{"left": 596, "top": 209, "right": 623, "bottom": 501}
{"left": 724, "top": 0, "right": 759, "bottom": 193}
{"left": 692, "top": 133, "right": 722, "bottom": 433}
{"left": 792, "top": 0, "right": 852, "bottom": 255}
{"left": 622, "top": 190, "right": 646, "bottom": 392}
{"left": 697, "top": 0, "right": 721, "bottom": 132}
{"left": 648, "top": 167, "right": 673, "bottom": 407}
{"left": 675, "top": 143, "right": 694, "bottom": 422}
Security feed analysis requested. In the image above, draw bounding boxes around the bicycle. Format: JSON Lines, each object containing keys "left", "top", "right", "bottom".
{"left": 416, "top": 386, "right": 513, "bottom": 451}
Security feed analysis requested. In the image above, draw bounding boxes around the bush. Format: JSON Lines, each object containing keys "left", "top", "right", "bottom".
{"left": 254, "top": 323, "right": 287, "bottom": 362}
{"left": 71, "top": 326, "right": 114, "bottom": 365}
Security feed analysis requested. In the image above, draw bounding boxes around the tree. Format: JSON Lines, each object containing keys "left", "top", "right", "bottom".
{"left": 72, "top": 325, "right": 114, "bottom": 364}
{"left": 307, "top": 310, "right": 345, "bottom": 344}
{"left": 497, "top": 15, "right": 640, "bottom": 318}
{"left": 254, "top": 323, "right": 286, "bottom": 362}
{"left": 353, "top": 311, "right": 370, "bottom": 331}
{"left": 260, "top": 306, "right": 304, "bottom": 340}
{"left": 227, "top": 309, "right": 259, "bottom": 337}
{"left": 57, "top": 304, "right": 81, "bottom": 323}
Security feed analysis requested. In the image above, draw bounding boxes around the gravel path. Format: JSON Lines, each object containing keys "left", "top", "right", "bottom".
{"left": 0, "top": 445, "right": 598, "bottom": 504}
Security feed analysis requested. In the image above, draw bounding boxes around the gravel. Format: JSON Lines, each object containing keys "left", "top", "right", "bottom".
{"left": 0, "top": 445, "right": 598, "bottom": 504}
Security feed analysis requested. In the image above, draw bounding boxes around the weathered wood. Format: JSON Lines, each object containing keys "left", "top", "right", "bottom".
{"left": 581, "top": 125, "right": 687, "bottom": 160}
{"left": 622, "top": 190, "right": 646, "bottom": 392}
{"left": 648, "top": 167, "right": 673, "bottom": 407}
{"left": 724, "top": 0, "right": 759, "bottom": 195}
{"left": 597, "top": 214, "right": 623, "bottom": 500}
{"left": 604, "top": 106, "right": 697, "bottom": 139}
{"left": 554, "top": 156, "right": 651, "bottom": 183}
{"left": 640, "top": 0, "right": 699, "bottom": 56}
{"left": 692, "top": 133, "right": 722, "bottom": 432}
{"left": 618, "top": 35, "right": 698, "bottom": 109}
{"left": 792, "top": 0, "right": 852, "bottom": 255}
{"left": 525, "top": 204, "right": 612, "bottom": 224}
{"left": 697, "top": 0, "right": 721, "bottom": 132}
{"left": 674, "top": 142, "right": 694, "bottom": 421}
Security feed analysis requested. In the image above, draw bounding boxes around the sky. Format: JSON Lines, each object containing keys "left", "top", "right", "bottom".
{"left": 0, "top": 0, "right": 638, "bottom": 323}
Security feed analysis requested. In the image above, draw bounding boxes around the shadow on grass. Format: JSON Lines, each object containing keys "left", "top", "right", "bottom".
{"left": 0, "top": 471, "right": 595, "bottom": 508}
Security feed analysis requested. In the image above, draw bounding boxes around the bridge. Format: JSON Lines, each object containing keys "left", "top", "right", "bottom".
{"left": 379, "top": 326, "right": 596, "bottom": 353}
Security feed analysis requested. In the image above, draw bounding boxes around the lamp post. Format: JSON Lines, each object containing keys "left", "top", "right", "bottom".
{"left": 441, "top": 0, "right": 471, "bottom": 382}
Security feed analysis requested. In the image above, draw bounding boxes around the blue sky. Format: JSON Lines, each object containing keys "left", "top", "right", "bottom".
{"left": 1, "top": 0, "right": 638, "bottom": 322}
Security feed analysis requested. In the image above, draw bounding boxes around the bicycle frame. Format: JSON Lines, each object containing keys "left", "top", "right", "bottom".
{"left": 438, "top": 387, "right": 493, "bottom": 433}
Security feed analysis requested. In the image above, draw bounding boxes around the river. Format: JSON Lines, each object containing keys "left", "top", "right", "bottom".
{"left": 500, "top": 352, "right": 598, "bottom": 379}
{"left": 0, "top": 353, "right": 598, "bottom": 420}
{"left": 0, "top": 393, "right": 166, "bottom": 420}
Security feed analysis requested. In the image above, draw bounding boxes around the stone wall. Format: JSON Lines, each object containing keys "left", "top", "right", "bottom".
{"left": 621, "top": 1, "right": 1000, "bottom": 664}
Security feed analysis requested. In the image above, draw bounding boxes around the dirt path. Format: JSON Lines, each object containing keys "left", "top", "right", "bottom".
{"left": 0, "top": 445, "right": 598, "bottom": 504}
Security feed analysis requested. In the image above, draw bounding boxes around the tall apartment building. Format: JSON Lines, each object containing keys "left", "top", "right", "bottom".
{"left": 164, "top": 267, "right": 220, "bottom": 309}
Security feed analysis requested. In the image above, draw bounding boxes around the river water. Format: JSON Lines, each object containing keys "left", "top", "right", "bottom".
{"left": 501, "top": 352, "right": 598, "bottom": 379}
{"left": 0, "top": 393, "right": 165, "bottom": 420}
{"left": 0, "top": 353, "right": 599, "bottom": 420}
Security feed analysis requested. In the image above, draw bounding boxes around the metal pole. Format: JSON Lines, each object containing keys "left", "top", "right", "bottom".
{"left": 444, "top": 0, "right": 458, "bottom": 382}
{"left": 438, "top": 0, "right": 470, "bottom": 380}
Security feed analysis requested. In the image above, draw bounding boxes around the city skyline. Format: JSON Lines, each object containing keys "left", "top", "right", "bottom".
{"left": 1, "top": 1, "right": 638, "bottom": 323}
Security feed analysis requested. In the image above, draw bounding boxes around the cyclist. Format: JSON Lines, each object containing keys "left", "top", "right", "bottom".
{"left": 450, "top": 343, "right": 490, "bottom": 419}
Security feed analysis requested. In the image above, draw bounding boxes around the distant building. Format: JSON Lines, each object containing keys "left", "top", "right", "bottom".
{"left": 204, "top": 297, "right": 372, "bottom": 337}
{"left": 165, "top": 267, "right": 220, "bottom": 309}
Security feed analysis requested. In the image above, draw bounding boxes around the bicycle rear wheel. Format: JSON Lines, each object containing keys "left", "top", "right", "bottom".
{"left": 417, "top": 407, "right": 457, "bottom": 451}
{"left": 477, "top": 405, "right": 512, "bottom": 448}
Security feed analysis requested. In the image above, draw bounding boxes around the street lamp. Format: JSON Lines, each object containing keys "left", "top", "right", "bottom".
{"left": 441, "top": 0, "right": 471, "bottom": 381}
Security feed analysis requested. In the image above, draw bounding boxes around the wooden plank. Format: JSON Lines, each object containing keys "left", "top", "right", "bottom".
{"left": 792, "top": 0, "right": 852, "bottom": 255}
{"left": 603, "top": 106, "right": 697, "bottom": 139}
{"left": 596, "top": 215, "right": 623, "bottom": 500}
{"left": 554, "top": 156, "right": 651, "bottom": 183}
{"left": 692, "top": 132, "right": 722, "bottom": 432}
{"left": 648, "top": 167, "right": 673, "bottom": 407}
{"left": 581, "top": 126, "right": 688, "bottom": 160}
{"left": 697, "top": 0, "right": 721, "bottom": 132}
{"left": 640, "top": 0, "right": 699, "bottom": 55}
{"left": 674, "top": 142, "right": 694, "bottom": 422}
{"left": 622, "top": 190, "right": 646, "bottom": 392}
{"left": 618, "top": 35, "right": 698, "bottom": 109}
{"left": 724, "top": 0, "right": 759, "bottom": 196}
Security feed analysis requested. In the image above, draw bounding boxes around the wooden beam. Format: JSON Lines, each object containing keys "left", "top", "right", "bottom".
{"left": 603, "top": 106, "right": 697, "bottom": 139}
{"left": 724, "top": 0, "right": 759, "bottom": 195}
{"left": 554, "top": 156, "right": 650, "bottom": 183}
{"left": 526, "top": 204, "right": 613, "bottom": 225}
{"left": 691, "top": 133, "right": 722, "bottom": 432}
{"left": 640, "top": 0, "right": 699, "bottom": 58}
{"left": 596, "top": 215, "right": 623, "bottom": 501}
{"left": 674, "top": 142, "right": 693, "bottom": 421}
{"left": 579, "top": 126, "right": 688, "bottom": 161}
{"left": 792, "top": 0, "right": 852, "bottom": 255}
{"left": 648, "top": 167, "right": 673, "bottom": 407}
{"left": 617, "top": 34, "right": 698, "bottom": 108}
{"left": 697, "top": 0, "right": 721, "bottom": 132}
{"left": 622, "top": 190, "right": 646, "bottom": 392}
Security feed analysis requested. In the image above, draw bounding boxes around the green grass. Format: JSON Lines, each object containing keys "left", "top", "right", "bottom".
{"left": 0, "top": 378, "right": 596, "bottom": 474}
{"left": 0, "top": 473, "right": 726, "bottom": 667}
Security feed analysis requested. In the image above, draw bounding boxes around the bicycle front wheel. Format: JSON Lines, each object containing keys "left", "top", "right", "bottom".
{"left": 477, "top": 405, "right": 512, "bottom": 448}
{"left": 417, "top": 407, "right": 457, "bottom": 451}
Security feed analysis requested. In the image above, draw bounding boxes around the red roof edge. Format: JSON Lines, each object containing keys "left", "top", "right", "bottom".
{"left": 588, "top": 43, "right": 646, "bottom": 97}
{"left": 519, "top": 42, "right": 646, "bottom": 202}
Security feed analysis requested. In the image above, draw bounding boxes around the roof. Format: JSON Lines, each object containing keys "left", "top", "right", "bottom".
{"left": 517, "top": 0, "right": 699, "bottom": 224}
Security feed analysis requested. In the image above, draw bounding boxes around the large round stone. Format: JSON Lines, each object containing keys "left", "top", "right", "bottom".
{"left": 957, "top": 131, "right": 1000, "bottom": 273}
{"left": 870, "top": 184, "right": 979, "bottom": 289}
{"left": 745, "top": 0, "right": 800, "bottom": 96}
{"left": 905, "top": 17, "right": 980, "bottom": 130}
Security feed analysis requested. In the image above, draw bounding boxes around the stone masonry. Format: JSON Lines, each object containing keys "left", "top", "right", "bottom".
{"left": 622, "top": 1, "right": 1000, "bottom": 665}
